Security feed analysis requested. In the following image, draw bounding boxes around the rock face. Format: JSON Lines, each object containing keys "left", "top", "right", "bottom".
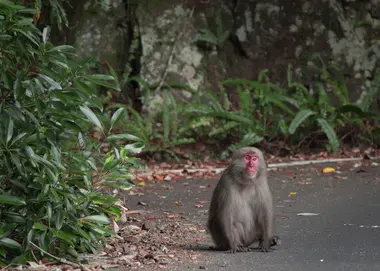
{"left": 59, "top": 0, "right": 380, "bottom": 111}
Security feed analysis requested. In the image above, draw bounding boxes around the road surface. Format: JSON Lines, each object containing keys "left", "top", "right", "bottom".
{"left": 128, "top": 161, "right": 380, "bottom": 271}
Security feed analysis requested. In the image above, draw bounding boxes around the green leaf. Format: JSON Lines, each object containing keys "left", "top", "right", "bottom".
{"left": 102, "top": 179, "right": 135, "bottom": 190}
{"left": 9, "top": 179, "right": 27, "bottom": 193}
{"left": 79, "top": 105, "right": 103, "bottom": 131}
{"left": 124, "top": 142, "right": 144, "bottom": 154}
{"left": 55, "top": 211, "right": 63, "bottom": 230}
{"left": 10, "top": 132, "right": 27, "bottom": 146}
{"left": 317, "top": 118, "right": 339, "bottom": 153}
{"left": 0, "top": 224, "right": 17, "bottom": 238}
{"left": 85, "top": 74, "right": 120, "bottom": 91}
{"left": 110, "top": 108, "right": 125, "bottom": 130}
{"left": 106, "top": 171, "right": 134, "bottom": 181}
{"left": 288, "top": 109, "right": 316, "bottom": 134}
{"left": 47, "top": 45, "right": 75, "bottom": 53}
{"left": 33, "top": 223, "right": 48, "bottom": 231}
{"left": 81, "top": 215, "right": 110, "bottom": 225}
{"left": 87, "top": 74, "right": 114, "bottom": 81}
{"left": 51, "top": 145, "right": 61, "bottom": 165}
{"left": 38, "top": 74, "right": 62, "bottom": 90}
{"left": 0, "top": 194, "right": 26, "bottom": 206}
{"left": 6, "top": 118, "right": 14, "bottom": 144}
{"left": 209, "top": 121, "right": 238, "bottom": 136}
{"left": 0, "top": 34, "right": 12, "bottom": 40}
{"left": 67, "top": 247, "right": 79, "bottom": 258}
{"left": 106, "top": 133, "right": 141, "bottom": 142}
{"left": 15, "top": 8, "right": 36, "bottom": 15}
{"left": 55, "top": 231, "right": 75, "bottom": 246}
{"left": 10, "top": 153, "right": 24, "bottom": 175}
{"left": 0, "top": 238, "right": 21, "bottom": 249}
{"left": 103, "top": 158, "right": 120, "bottom": 171}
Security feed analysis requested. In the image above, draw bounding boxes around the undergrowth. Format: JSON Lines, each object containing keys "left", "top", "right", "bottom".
{"left": 119, "top": 60, "right": 380, "bottom": 159}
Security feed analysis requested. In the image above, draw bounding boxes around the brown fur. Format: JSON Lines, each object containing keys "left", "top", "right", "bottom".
{"left": 207, "top": 147, "right": 279, "bottom": 253}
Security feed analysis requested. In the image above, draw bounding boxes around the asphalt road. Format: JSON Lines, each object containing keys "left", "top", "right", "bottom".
{"left": 128, "top": 161, "right": 380, "bottom": 271}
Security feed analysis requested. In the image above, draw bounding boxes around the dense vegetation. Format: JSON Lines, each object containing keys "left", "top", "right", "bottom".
{"left": 0, "top": 0, "right": 140, "bottom": 266}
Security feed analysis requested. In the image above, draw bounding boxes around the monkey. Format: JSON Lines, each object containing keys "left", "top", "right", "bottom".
{"left": 207, "top": 147, "right": 279, "bottom": 253}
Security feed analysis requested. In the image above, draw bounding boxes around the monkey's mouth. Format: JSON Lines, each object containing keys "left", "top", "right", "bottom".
{"left": 247, "top": 166, "right": 256, "bottom": 174}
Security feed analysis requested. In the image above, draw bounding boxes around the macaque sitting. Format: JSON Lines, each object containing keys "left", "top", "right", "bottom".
{"left": 208, "top": 147, "right": 279, "bottom": 253}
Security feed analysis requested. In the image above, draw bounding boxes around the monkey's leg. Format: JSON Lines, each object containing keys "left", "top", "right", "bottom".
{"left": 259, "top": 221, "right": 273, "bottom": 252}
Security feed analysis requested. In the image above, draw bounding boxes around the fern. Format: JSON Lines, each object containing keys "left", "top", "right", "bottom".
{"left": 193, "top": 9, "right": 229, "bottom": 47}
{"left": 288, "top": 109, "right": 316, "bottom": 134}
{"left": 228, "top": 132, "right": 264, "bottom": 152}
{"left": 316, "top": 82, "right": 330, "bottom": 118}
{"left": 171, "top": 138, "right": 196, "bottom": 146}
{"left": 237, "top": 87, "right": 253, "bottom": 115}
{"left": 205, "top": 111, "right": 253, "bottom": 125}
{"left": 209, "top": 121, "right": 238, "bottom": 136}
{"left": 218, "top": 84, "right": 231, "bottom": 111}
{"left": 204, "top": 89, "right": 225, "bottom": 111}
{"left": 162, "top": 90, "right": 170, "bottom": 141}
{"left": 317, "top": 118, "right": 339, "bottom": 153}
{"left": 356, "top": 69, "right": 380, "bottom": 111}
{"left": 168, "top": 92, "right": 178, "bottom": 136}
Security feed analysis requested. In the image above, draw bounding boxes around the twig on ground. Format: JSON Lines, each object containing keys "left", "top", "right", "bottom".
{"left": 30, "top": 242, "right": 90, "bottom": 271}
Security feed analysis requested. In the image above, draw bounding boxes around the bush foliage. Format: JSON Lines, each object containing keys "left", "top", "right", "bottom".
{"left": 0, "top": 1, "right": 141, "bottom": 266}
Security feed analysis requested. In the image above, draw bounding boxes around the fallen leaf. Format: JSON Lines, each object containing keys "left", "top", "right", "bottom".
{"left": 297, "top": 213, "right": 320, "bottom": 216}
{"left": 138, "top": 181, "right": 145, "bottom": 187}
{"left": 194, "top": 204, "right": 203, "bottom": 208}
{"left": 112, "top": 220, "right": 120, "bottom": 233}
{"left": 297, "top": 181, "right": 312, "bottom": 185}
{"left": 322, "top": 167, "right": 335, "bottom": 173}
{"left": 164, "top": 175, "right": 172, "bottom": 181}
{"left": 28, "top": 262, "right": 46, "bottom": 268}
{"left": 152, "top": 173, "right": 165, "bottom": 181}
{"left": 289, "top": 192, "right": 297, "bottom": 196}
{"left": 138, "top": 201, "right": 148, "bottom": 206}
{"left": 126, "top": 210, "right": 146, "bottom": 215}
{"left": 147, "top": 175, "right": 154, "bottom": 181}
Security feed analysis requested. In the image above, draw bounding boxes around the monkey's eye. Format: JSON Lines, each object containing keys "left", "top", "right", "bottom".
{"left": 252, "top": 155, "right": 258, "bottom": 161}
{"left": 244, "top": 155, "right": 251, "bottom": 161}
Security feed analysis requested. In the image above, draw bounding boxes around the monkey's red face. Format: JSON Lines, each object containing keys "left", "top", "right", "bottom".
{"left": 243, "top": 152, "right": 259, "bottom": 175}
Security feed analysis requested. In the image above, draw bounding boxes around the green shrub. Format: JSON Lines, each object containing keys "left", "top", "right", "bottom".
{"left": 120, "top": 81, "right": 195, "bottom": 159}
{"left": 0, "top": 2, "right": 140, "bottom": 265}
{"left": 285, "top": 62, "right": 380, "bottom": 152}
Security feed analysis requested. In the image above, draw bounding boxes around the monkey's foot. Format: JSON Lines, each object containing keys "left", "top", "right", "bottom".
{"left": 259, "top": 241, "right": 274, "bottom": 253}
{"left": 271, "top": 235, "right": 281, "bottom": 246}
{"left": 260, "top": 246, "right": 274, "bottom": 253}
{"left": 226, "top": 246, "right": 252, "bottom": 253}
